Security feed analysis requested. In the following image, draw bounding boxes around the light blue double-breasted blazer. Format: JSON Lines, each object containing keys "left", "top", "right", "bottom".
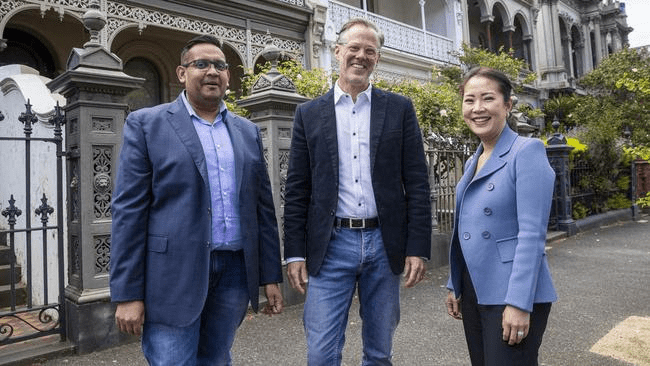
{"left": 447, "top": 125, "right": 557, "bottom": 312}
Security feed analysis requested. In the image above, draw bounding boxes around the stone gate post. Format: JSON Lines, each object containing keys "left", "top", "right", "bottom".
{"left": 47, "top": 2, "right": 143, "bottom": 353}
{"left": 236, "top": 34, "right": 309, "bottom": 306}
{"left": 546, "top": 118, "right": 577, "bottom": 235}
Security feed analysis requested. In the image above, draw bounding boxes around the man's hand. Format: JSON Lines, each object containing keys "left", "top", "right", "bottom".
{"left": 445, "top": 291, "right": 462, "bottom": 320}
{"left": 261, "top": 283, "right": 284, "bottom": 316}
{"left": 403, "top": 256, "right": 425, "bottom": 288}
{"left": 287, "top": 261, "right": 308, "bottom": 294}
{"left": 115, "top": 300, "right": 145, "bottom": 336}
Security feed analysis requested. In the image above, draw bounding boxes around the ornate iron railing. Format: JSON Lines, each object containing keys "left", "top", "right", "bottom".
{"left": 0, "top": 101, "right": 67, "bottom": 346}
{"left": 328, "top": 0, "right": 458, "bottom": 65}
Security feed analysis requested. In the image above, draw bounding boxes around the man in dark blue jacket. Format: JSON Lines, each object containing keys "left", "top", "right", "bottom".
{"left": 283, "top": 18, "right": 431, "bottom": 365}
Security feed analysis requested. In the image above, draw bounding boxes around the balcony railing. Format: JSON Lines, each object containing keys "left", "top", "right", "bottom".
{"left": 328, "top": 0, "right": 458, "bottom": 64}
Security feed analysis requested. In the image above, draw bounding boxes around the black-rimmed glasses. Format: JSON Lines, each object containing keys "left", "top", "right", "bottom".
{"left": 182, "top": 59, "right": 229, "bottom": 71}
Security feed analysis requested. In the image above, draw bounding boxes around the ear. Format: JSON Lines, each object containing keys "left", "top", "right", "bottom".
{"left": 334, "top": 44, "right": 342, "bottom": 62}
{"left": 176, "top": 65, "right": 186, "bottom": 84}
{"left": 505, "top": 97, "right": 513, "bottom": 112}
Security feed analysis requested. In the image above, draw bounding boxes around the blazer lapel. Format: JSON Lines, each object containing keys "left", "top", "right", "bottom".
{"left": 369, "top": 87, "right": 386, "bottom": 171}
{"left": 166, "top": 97, "right": 209, "bottom": 186}
{"left": 471, "top": 126, "right": 518, "bottom": 182}
{"left": 320, "top": 90, "right": 339, "bottom": 183}
{"left": 223, "top": 111, "right": 245, "bottom": 194}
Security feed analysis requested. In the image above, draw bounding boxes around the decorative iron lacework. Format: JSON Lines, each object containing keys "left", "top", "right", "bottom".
{"left": 105, "top": 0, "right": 305, "bottom": 66}
{"left": 2, "top": 1, "right": 305, "bottom": 67}
{"left": 275, "top": 0, "right": 305, "bottom": 7}
{"left": 279, "top": 149, "right": 289, "bottom": 206}
{"left": 327, "top": 0, "right": 457, "bottom": 64}
{"left": 70, "top": 235, "right": 81, "bottom": 276}
{"left": 94, "top": 234, "right": 110, "bottom": 274}
{"left": 92, "top": 145, "right": 112, "bottom": 219}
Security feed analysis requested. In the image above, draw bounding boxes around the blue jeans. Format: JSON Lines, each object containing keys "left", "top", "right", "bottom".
{"left": 304, "top": 227, "right": 401, "bottom": 366}
{"left": 142, "top": 250, "right": 249, "bottom": 366}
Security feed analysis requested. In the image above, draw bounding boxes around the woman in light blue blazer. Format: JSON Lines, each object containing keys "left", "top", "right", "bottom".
{"left": 445, "top": 67, "right": 557, "bottom": 366}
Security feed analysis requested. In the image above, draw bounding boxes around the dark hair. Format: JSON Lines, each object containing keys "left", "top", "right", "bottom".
{"left": 336, "top": 17, "right": 384, "bottom": 49}
{"left": 460, "top": 67, "right": 513, "bottom": 103}
{"left": 180, "top": 35, "right": 222, "bottom": 64}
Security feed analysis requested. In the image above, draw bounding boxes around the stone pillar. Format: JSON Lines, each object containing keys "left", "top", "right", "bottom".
{"left": 593, "top": 17, "right": 603, "bottom": 64}
{"left": 481, "top": 16, "right": 494, "bottom": 51}
{"left": 546, "top": 118, "right": 577, "bottom": 235}
{"left": 46, "top": 0, "right": 144, "bottom": 353}
{"left": 236, "top": 33, "right": 309, "bottom": 306}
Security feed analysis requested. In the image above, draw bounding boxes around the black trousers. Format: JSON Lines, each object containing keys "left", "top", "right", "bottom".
{"left": 460, "top": 268, "right": 551, "bottom": 366}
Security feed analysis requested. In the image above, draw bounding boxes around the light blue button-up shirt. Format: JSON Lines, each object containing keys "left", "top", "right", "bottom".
{"left": 181, "top": 92, "right": 242, "bottom": 251}
{"left": 334, "top": 82, "right": 377, "bottom": 219}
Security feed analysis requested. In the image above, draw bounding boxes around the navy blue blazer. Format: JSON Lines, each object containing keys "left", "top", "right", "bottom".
{"left": 283, "top": 87, "right": 432, "bottom": 275}
{"left": 110, "top": 95, "right": 282, "bottom": 327}
{"left": 447, "top": 126, "right": 557, "bottom": 312}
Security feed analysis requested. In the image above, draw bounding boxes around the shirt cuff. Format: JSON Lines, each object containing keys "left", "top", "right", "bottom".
{"left": 285, "top": 257, "right": 305, "bottom": 264}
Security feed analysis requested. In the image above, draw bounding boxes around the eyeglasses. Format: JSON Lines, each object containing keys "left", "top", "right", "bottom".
{"left": 182, "top": 59, "right": 229, "bottom": 71}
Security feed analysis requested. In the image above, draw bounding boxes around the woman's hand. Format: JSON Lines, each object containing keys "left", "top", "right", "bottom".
{"left": 502, "top": 305, "right": 530, "bottom": 345}
{"left": 445, "top": 291, "right": 462, "bottom": 320}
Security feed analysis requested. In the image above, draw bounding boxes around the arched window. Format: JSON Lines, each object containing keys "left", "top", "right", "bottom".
{"left": 123, "top": 57, "right": 161, "bottom": 111}
{"left": 0, "top": 28, "right": 56, "bottom": 78}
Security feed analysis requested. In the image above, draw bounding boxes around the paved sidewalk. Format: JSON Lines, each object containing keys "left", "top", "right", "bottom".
{"left": 35, "top": 217, "right": 650, "bottom": 365}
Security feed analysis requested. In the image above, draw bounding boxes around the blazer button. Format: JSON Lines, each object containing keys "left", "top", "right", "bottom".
{"left": 482, "top": 231, "right": 491, "bottom": 239}
{"left": 206, "top": 241, "right": 211, "bottom": 248}
{"left": 487, "top": 183, "right": 495, "bottom": 191}
{"left": 483, "top": 207, "right": 492, "bottom": 216}
{"left": 463, "top": 232, "right": 471, "bottom": 240}
{"left": 330, "top": 210, "right": 335, "bottom": 216}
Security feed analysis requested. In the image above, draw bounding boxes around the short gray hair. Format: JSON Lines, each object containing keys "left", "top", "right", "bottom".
{"left": 336, "top": 17, "right": 384, "bottom": 49}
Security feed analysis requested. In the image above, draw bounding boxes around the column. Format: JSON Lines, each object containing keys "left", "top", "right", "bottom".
{"left": 481, "top": 15, "right": 494, "bottom": 51}
{"left": 236, "top": 36, "right": 309, "bottom": 307}
{"left": 47, "top": 0, "right": 144, "bottom": 353}
{"left": 546, "top": 118, "right": 577, "bottom": 235}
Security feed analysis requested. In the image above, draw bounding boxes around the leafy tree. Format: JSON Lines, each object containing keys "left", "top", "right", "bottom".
{"left": 578, "top": 47, "right": 650, "bottom": 145}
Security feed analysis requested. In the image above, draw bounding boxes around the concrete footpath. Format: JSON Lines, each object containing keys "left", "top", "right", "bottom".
{"left": 35, "top": 216, "right": 650, "bottom": 365}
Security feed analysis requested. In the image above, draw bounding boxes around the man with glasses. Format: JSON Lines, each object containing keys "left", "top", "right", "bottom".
{"left": 284, "top": 18, "right": 431, "bottom": 365}
{"left": 110, "top": 34, "right": 283, "bottom": 366}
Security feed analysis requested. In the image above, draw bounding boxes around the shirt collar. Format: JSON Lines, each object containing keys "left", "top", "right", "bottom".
{"left": 334, "top": 81, "right": 372, "bottom": 105}
{"left": 180, "top": 91, "right": 227, "bottom": 125}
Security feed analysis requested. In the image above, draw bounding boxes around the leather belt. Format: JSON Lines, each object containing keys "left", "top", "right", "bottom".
{"left": 335, "top": 217, "right": 379, "bottom": 229}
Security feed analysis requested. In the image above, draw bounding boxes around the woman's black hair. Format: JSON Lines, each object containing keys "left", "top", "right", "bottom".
{"left": 460, "top": 67, "right": 513, "bottom": 103}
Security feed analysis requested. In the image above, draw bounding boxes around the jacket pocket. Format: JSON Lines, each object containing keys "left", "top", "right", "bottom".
{"left": 147, "top": 235, "right": 168, "bottom": 253}
{"left": 495, "top": 237, "right": 517, "bottom": 263}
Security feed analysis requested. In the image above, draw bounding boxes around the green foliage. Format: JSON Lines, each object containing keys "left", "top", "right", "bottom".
{"left": 623, "top": 146, "right": 650, "bottom": 162}
{"left": 517, "top": 104, "right": 545, "bottom": 119}
{"left": 454, "top": 44, "right": 537, "bottom": 87}
{"left": 637, "top": 192, "right": 650, "bottom": 208}
{"left": 543, "top": 94, "right": 579, "bottom": 131}
{"left": 578, "top": 47, "right": 650, "bottom": 146}
{"left": 374, "top": 78, "right": 469, "bottom": 138}
{"left": 606, "top": 193, "right": 631, "bottom": 210}
{"left": 572, "top": 201, "right": 589, "bottom": 220}
{"left": 240, "top": 60, "right": 331, "bottom": 99}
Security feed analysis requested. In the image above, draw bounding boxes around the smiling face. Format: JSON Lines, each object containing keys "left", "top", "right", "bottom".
{"left": 462, "top": 75, "right": 512, "bottom": 146}
{"left": 334, "top": 24, "right": 381, "bottom": 97}
{"left": 176, "top": 42, "right": 230, "bottom": 112}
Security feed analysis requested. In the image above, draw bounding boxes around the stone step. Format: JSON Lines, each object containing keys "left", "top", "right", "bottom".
{"left": 0, "top": 264, "right": 22, "bottom": 286}
{"left": 0, "top": 245, "right": 15, "bottom": 266}
{"left": 0, "top": 283, "right": 27, "bottom": 308}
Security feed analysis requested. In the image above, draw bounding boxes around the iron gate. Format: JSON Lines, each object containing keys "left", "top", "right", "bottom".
{"left": 0, "top": 101, "right": 66, "bottom": 345}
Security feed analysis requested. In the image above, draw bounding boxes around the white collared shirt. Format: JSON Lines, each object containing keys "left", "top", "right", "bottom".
{"left": 333, "top": 82, "right": 377, "bottom": 219}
